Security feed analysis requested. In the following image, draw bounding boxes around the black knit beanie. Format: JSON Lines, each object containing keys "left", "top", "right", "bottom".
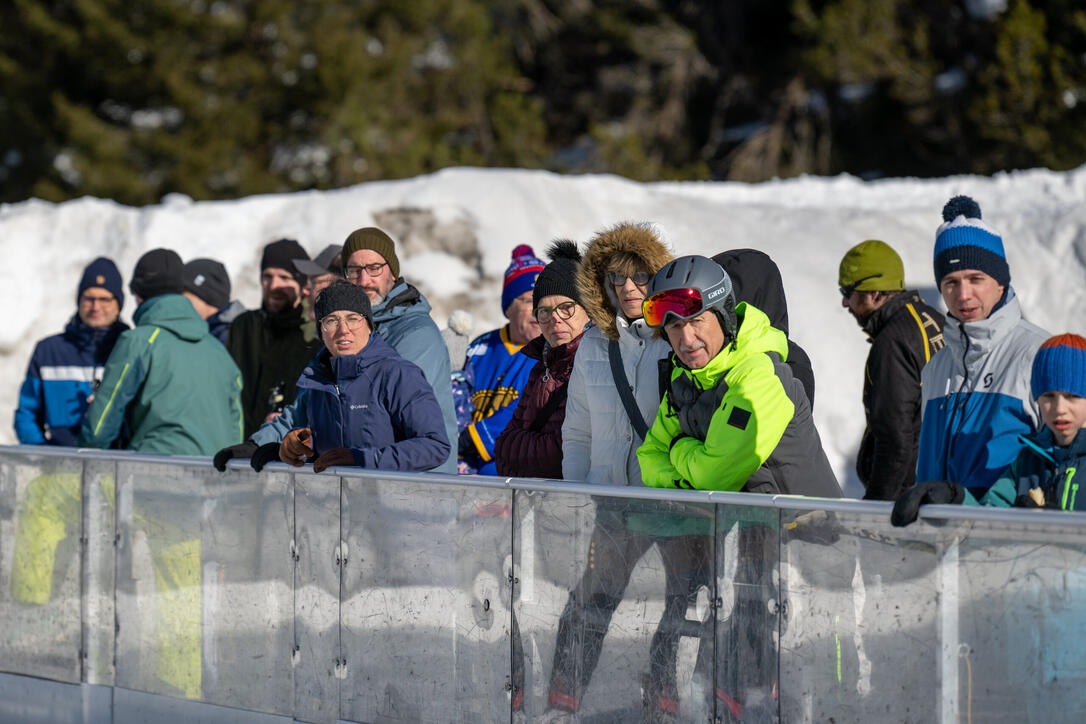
{"left": 314, "top": 281, "right": 373, "bottom": 328}
{"left": 130, "top": 248, "right": 184, "bottom": 301}
{"left": 182, "top": 258, "right": 231, "bottom": 309}
{"left": 262, "top": 238, "right": 309, "bottom": 287}
{"left": 533, "top": 239, "right": 583, "bottom": 308}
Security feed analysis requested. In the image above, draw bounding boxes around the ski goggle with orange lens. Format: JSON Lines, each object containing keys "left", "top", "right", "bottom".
{"left": 642, "top": 280, "right": 731, "bottom": 328}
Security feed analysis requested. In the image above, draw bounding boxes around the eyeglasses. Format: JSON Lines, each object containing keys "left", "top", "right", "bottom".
{"left": 344, "top": 263, "right": 389, "bottom": 281}
{"left": 839, "top": 274, "right": 882, "bottom": 298}
{"left": 535, "top": 301, "right": 579, "bottom": 324}
{"left": 319, "top": 314, "right": 368, "bottom": 333}
{"left": 607, "top": 270, "right": 652, "bottom": 287}
{"left": 80, "top": 294, "right": 116, "bottom": 306}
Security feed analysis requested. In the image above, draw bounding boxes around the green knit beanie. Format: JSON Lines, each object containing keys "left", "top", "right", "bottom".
{"left": 838, "top": 240, "right": 905, "bottom": 293}
{"left": 342, "top": 227, "right": 400, "bottom": 278}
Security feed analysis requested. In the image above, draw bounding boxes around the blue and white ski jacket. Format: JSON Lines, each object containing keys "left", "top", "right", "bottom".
{"left": 917, "top": 289, "right": 1048, "bottom": 492}
{"left": 14, "top": 315, "right": 128, "bottom": 446}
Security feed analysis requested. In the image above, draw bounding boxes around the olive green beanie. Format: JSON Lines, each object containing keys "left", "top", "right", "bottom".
{"left": 341, "top": 227, "right": 400, "bottom": 278}
{"left": 838, "top": 239, "right": 905, "bottom": 292}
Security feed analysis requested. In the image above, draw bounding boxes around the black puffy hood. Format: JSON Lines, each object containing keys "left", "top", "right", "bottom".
{"left": 712, "top": 249, "right": 790, "bottom": 335}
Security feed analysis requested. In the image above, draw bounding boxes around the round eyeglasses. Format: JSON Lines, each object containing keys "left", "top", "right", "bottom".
{"left": 320, "top": 314, "right": 367, "bottom": 333}
{"left": 535, "top": 301, "right": 579, "bottom": 324}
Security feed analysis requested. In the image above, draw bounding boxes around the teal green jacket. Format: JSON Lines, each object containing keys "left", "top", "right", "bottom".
{"left": 78, "top": 294, "right": 244, "bottom": 455}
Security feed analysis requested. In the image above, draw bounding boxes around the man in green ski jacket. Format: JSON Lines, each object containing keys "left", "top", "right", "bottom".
{"left": 638, "top": 255, "right": 840, "bottom": 497}
{"left": 78, "top": 249, "right": 243, "bottom": 456}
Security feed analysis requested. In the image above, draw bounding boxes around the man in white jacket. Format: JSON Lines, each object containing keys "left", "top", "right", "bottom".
{"left": 545, "top": 222, "right": 709, "bottom": 722}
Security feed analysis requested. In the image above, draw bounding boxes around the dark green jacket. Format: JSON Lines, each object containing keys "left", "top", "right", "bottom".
{"left": 78, "top": 294, "right": 244, "bottom": 455}
{"left": 227, "top": 302, "right": 320, "bottom": 438}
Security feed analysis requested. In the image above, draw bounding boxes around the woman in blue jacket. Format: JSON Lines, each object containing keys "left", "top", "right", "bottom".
{"left": 229, "top": 281, "right": 450, "bottom": 472}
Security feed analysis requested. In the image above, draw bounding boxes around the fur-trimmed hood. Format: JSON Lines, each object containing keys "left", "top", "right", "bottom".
{"left": 576, "top": 222, "right": 674, "bottom": 340}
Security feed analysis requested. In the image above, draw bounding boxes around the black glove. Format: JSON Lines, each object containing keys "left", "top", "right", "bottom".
{"left": 891, "top": 481, "right": 965, "bottom": 527}
{"left": 458, "top": 427, "right": 476, "bottom": 459}
{"left": 1014, "top": 492, "right": 1045, "bottom": 509}
{"left": 250, "top": 442, "right": 283, "bottom": 472}
{"left": 212, "top": 440, "right": 258, "bottom": 472}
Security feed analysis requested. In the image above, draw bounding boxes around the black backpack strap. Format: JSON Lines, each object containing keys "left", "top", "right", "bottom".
{"left": 608, "top": 339, "right": 649, "bottom": 441}
{"left": 528, "top": 383, "right": 569, "bottom": 432}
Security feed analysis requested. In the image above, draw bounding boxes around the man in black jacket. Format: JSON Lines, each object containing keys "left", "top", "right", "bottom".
{"left": 227, "top": 239, "right": 322, "bottom": 438}
{"left": 839, "top": 240, "right": 945, "bottom": 500}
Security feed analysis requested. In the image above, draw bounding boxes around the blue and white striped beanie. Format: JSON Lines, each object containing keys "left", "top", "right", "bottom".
{"left": 933, "top": 195, "right": 1009, "bottom": 288}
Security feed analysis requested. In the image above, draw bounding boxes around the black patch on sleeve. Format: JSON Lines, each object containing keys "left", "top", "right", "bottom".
{"left": 727, "top": 406, "right": 751, "bottom": 430}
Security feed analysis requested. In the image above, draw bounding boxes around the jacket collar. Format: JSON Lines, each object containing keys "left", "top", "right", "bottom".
{"left": 862, "top": 290, "right": 919, "bottom": 338}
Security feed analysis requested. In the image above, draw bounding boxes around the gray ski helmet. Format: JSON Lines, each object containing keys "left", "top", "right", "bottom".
{"left": 644, "top": 255, "right": 737, "bottom": 339}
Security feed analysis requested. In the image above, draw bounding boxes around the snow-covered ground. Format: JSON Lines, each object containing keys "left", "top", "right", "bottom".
{"left": 3, "top": 166, "right": 1085, "bottom": 496}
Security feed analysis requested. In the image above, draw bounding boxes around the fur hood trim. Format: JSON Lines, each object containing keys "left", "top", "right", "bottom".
{"left": 576, "top": 222, "right": 674, "bottom": 340}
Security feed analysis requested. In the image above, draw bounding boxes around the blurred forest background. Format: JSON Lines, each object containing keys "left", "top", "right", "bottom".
{"left": 2, "top": 0, "right": 1084, "bottom": 206}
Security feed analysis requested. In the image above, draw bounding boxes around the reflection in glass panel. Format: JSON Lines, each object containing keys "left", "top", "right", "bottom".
{"left": 83, "top": 459, "right": 117, "bottom": 686}
{"left": 515, "top": 489, "right": 715, "bottom": 722}
{"left": 339, "top": 476, "right": 512, "bottom": 723}
{"left": 0, "top": 452, "right": 84, "bottom": 683}
{"left": 953, "top": 517, "right": 1086, "bottom": 723}
{"left": 780, "top": 507, "right": 942, "bottom": 723}
{"left": 715, "top": 504, "right": 779, "bottom": 723}
{"left": 293, "top": 471, "right": 341, "bottom": 723}
{"left": 114, "top": 461, "right": 294, "bottom": 716}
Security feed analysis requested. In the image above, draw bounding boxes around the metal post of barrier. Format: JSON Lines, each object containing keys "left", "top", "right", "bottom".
{"left": 939, "top": 537, "right": 960, "bottom": 722}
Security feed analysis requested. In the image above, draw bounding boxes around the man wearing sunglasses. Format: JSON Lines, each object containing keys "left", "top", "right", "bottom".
{"left": 637, "top": 255, "right": 840, "bottom": 497}
{"left": 838, "top": 240, "right": 944, "bottom": 500}
{"left": 228, "top": 282, "right": 449, "bottom": 473}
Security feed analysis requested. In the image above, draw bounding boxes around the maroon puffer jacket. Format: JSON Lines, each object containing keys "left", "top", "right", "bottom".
{"left": 494, "top": 331, "right": 585, "bottom": 479}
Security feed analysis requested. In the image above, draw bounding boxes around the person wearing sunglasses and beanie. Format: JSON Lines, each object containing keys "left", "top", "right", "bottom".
{"left": 837, "top": 240, "right": 945, "bottom": 500}
{"left": 216, "top": 281, "right": 449, "bottom": 473}
{"left": 544, "top": 222, "right": 692, "bottom": 721}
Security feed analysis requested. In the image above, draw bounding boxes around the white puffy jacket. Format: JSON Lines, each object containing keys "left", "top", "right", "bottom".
{"left": 561, "top": 318, "right": 672, "bottom": 486}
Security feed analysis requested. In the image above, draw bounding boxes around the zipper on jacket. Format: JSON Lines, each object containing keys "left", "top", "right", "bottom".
{"left": 1060, "top": 467, "right": 1078, "bottom": 510}
{"left": 944, "top": 324, "right": 972, "bottom": 480}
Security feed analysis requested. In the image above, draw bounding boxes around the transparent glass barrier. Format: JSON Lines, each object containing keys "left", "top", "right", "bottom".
{"left": 715, "top": 504, "right": 780, "bottom": 724}
{"left": 293, "top": 471, "right": 341, "bottom": 724}
{"left": 83, "top": 458, "right": 117, "bottom": 686}
{"left": 113, "top": 460, "right": 294, "bottom": 716}
{"left": 0, "top": 451, "right": 84, "bottom": 682}
{"left": 949, "top": 515, "right": 1086, "bottom": 724}
{"left": 780, "top": 506, "right": 944, "bottom": 723}
{"left": 340, "top": 476, "right": 512, "bottom": 723}
{"left": 515, "top": 489, "right": 717, "bottom": 723}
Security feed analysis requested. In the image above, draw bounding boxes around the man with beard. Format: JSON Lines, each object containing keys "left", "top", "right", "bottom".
{"left": 339, "top": 227, "right": 458, "bottom": 473}
{"left": 838, "top": 240, "right": 945, "bottom": 500}
{"left": 227, "top": 238, "right": 322, "bottom": 438}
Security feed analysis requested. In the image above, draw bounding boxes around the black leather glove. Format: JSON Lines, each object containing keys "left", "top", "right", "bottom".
{"left": 212, "top": 440, "right": 258, "bottom": 472}
{"left": 891, "top": 481, "right": 965, "bottom": 527}
{"left": 250, "top": 442, "right": 283, "bottom": 472}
